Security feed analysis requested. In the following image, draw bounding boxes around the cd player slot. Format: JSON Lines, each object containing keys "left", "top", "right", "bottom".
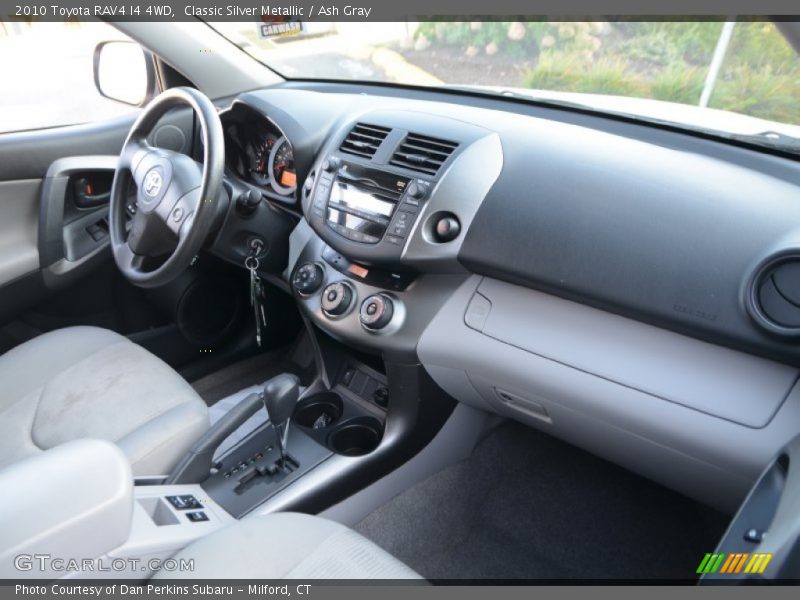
{"left": 328, "top": 201, "right": 391, "bottom": 226}
{"left": 336, "top": 177, "right": 402, "bottom": 200}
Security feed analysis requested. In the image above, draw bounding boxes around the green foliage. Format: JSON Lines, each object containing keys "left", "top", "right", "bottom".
{"left": 415, "top": 20, "right": 800, "bottom": 125}
{"left": 713, "top": 66, "right": 800, "bottom": 123}
{"left": 526, "top": 53, "right": 646, "bottom": 96}
{"left": 648, "top": 66, "right": 706, "bottom": 104}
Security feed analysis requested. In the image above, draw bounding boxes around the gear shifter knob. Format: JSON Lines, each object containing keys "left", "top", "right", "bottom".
{"left": 262, "top": 373, "right": 300, "bottom": 427}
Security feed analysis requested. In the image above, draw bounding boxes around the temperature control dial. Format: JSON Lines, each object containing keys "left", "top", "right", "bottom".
{"left": 321, "top": 282, "right": 354, "bottom": 316}
{"left": 360, "top": 294, "right": 394, "bottom": 330}
{"left": 292, "top": 263, "right": 324, "bottom": 295}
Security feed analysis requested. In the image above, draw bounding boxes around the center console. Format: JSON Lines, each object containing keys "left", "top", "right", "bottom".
{"left": 199, "top": 362, "right": 391, "bottom": 518}
{"left": 288, "top": 110, "right": 503, "bottom": 355}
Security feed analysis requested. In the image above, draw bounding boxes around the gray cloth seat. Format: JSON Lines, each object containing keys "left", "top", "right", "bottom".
{"left": 155, "top": 512, "right": 422, "bottom": 580}
{"left": 0, "top": 326, "right": 209, "bottom": 476}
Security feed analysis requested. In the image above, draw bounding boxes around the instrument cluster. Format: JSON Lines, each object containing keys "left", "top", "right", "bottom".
{"left": 223, "top": 114, "right": 297, "bottom": 201}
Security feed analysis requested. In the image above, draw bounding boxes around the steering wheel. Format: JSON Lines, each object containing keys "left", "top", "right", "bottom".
{"left": 109, "top": 87, "right": 225, "bottom": 288}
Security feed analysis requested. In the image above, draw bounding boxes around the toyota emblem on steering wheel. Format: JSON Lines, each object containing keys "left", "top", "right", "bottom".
{"left": 144, "top": 169, "right": 163, "bottom": 197}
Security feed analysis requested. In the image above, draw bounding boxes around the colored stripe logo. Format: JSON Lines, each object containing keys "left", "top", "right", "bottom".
{"left": 696, "top": 552, "right": 773, "bottom": 574}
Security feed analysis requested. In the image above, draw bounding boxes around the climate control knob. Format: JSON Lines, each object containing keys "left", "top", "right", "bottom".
{"left": 292, "top": 263, "right": 324, "bottom": 295}
{"left": 360, "top": 294, "right": 394, "bottom": 330}
{"left": 321, "top": 282, "right": 354, "bottom": 316}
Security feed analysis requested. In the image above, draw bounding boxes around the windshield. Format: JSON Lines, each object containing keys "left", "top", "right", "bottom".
{"left": 208, "top": 20, "right": 800, "bottom": 150}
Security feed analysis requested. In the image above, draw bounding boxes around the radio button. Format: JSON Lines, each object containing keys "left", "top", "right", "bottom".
{"left": 406, "top": 182, "right": 425, "bottom": 199}
{"left": 385, "top": 235, "right": 403, "bottom": 245}
{"left": 434, "top": 215, "right": 461, "bottom": 243}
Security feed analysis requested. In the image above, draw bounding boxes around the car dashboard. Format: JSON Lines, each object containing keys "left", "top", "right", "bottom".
{"left": 213, "top": 84, "right": 800, "bottom": 514}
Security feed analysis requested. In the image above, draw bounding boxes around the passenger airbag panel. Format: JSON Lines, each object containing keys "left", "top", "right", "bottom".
{"left": 470, "top": 278, "right": 795, "bottom": 428}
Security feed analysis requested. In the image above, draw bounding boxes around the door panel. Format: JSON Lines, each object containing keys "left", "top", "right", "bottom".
{"left": 0, "top": 115, "right": 136, "bottom": 181}
{"left": 39, "top": 155, "right": 119, "bottom": 291}
{"left": 0, "top": 179, "right": 40, "bottom": 286}
{"left": 0, "top": 108, "right": 195, "bottom": 352}
{"left": 0, "top": 116, "right": 135, "bottom": 297}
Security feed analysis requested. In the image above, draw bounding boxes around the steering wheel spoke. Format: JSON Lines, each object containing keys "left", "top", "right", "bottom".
{"left": 115, "top": 241, "right": 147, "bottom": 274}
{"left": 119, "top": 136, "right": 150, "bottom": 177}
{"left": 108, "top": 87, "right": 226, "bottom": 289}
{"left": 156, "top": 186, "right": 201, "bottom": 238}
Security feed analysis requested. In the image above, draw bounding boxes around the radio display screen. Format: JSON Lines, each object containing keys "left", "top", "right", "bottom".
{"left": 331, "top": 182, "right": 395, "bottom": 218}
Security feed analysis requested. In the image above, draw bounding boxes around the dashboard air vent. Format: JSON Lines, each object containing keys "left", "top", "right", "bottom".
{"left": 749, "top": 255, "right": 800, "bottom": 335}
{"left": 339, "top": 123, "right": 390, "bottom": 159}
{"left": 389, "top": 133, "right": 458, "bottom": 176}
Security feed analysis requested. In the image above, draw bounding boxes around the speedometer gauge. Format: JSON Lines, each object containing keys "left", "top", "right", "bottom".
{"left": 268, "top": 136, "right": 296, "bottom": 196}
{"left": 248, "top": 133, "right": 274, "bottom": 186}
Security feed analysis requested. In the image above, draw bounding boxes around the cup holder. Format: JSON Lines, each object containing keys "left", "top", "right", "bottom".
{"left": 328, "top": 417, "right": 383, "bottom": 456}
{"left": 294, "top": 392, "right": 343, "bottom": 430}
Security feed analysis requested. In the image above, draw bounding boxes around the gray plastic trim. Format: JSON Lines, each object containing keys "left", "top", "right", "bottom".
{"left": 750, "top": 434, "right": 800, "bottom": 579}
{"left": 319, "top": 402, "right": 491, "bottom": 526}
{"left": 401, "top": 132, "right": 503, "bottom": 271}
{"left": 250, "top": 402, "right": 490, "bottom": 522}
{"left": 105, "top": 483, "right": 235, "bottom": 580}
{"left": 418, "top": 276, "right": 800, "bottom": 513}
{"left": 40, "top": 155, "right": 118, "bottom": 289}
{"left": 286, "top": 224, "right": 468, "bottom": 358}
{"left": 0, "top": 179, "right": 40, "bottom": 286}
{"left": 472, "top": 277, "right": 796, "bottom": 428}
{"left": 114, "top": 22, "right": 281, "bottom": 100}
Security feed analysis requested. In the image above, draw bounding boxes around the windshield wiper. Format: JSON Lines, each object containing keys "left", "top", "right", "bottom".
{"left": 726, "top": 131, "right": 800, "bottom": 154}
{"left": 443, "top": 85, "right": 594, "bottom": 112}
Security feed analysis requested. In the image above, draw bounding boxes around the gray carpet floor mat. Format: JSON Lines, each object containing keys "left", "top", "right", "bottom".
{"left": 355, "top": 421, "right": 729, "bottom": 581}
{"left": 190, "top": 349, "right": 308, "bottom": 405}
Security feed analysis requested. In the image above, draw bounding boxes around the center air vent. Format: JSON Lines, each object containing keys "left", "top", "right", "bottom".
{"left": 748, "top": 254, "right": 800, "bottom": 335}
{"left": 389, "top": 133, "right": 458, "bottom": 176}
{"left": 339, "top": 123, "right": 390, "bottom": 159}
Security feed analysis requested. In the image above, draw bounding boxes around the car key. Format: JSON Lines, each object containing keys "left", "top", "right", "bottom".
{"left": 245, "top": 254, "right": 267, "bottom": 347}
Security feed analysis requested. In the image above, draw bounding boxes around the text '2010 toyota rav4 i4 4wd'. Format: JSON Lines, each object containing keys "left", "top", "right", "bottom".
{"left": 1, "top": 1, "right": 800, "bottom": 592}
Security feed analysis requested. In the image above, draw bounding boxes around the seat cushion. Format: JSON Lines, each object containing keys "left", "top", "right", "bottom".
{"left": 154, "top": 512, "right": 423, "bottom": 579}
{"left": 0, "top": 326, "right": 208, "bottom": 475}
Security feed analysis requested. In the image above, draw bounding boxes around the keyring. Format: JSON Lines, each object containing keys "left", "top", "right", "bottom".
{"left": 245, "top": 256, "right": 259, "bottom": 271}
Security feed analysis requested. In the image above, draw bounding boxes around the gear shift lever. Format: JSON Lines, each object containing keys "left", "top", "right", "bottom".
{"left": 262, "top": 373, "right": 300, "bottom": 466}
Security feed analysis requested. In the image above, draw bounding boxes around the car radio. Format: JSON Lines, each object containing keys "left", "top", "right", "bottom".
{"left": 308, "top": 158, "right": 430, "bottom": 262}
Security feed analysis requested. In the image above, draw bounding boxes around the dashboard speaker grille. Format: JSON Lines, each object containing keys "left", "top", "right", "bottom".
{"left": 389, "top": 133, "right": 459, "bottom": 176}
{"left": 339, "top": 123, "right": 391, "bottom": 159}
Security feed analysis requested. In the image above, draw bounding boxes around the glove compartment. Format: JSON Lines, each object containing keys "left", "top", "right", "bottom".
{"left": 418, "top": 276, "right": 800, "bottom": 512}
